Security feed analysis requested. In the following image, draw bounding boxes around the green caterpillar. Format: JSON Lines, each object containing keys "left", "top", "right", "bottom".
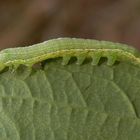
{"left": 0, "top": 37, "right": 140, "bottom": 71}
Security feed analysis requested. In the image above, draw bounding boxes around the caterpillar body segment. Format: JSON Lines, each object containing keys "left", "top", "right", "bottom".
{"left": 0, "top": 38, "right": 140, "bottom": 71}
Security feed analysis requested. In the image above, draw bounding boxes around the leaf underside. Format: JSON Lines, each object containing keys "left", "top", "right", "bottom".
{"left": 0, "top": 58, "right": 140, "bottom": 140}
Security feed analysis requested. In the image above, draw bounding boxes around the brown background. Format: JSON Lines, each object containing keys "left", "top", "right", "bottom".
{"left": 0, "top": 0, "right": 140, "bottom": 50}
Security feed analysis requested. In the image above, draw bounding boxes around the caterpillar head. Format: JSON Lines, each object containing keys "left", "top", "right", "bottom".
{"left": 0, "top": 53, "right": 6, "bottom": 71}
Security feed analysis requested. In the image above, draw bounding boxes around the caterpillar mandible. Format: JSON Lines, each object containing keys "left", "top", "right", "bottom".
{"left": 0, "top": 37, "right": 140, "bottom": 71}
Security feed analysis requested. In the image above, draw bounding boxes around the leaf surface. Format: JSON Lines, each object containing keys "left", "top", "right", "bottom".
{"left": 0, "top": 59, "right": 140, "bottom": 140}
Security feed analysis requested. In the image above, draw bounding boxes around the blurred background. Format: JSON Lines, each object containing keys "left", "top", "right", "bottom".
{"left": 0, "top": 0, "right": 140, "bottom": 50}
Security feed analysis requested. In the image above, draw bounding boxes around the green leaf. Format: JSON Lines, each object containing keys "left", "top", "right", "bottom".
{"left": 0, "top": 58, "right": 140, "bottom": 140}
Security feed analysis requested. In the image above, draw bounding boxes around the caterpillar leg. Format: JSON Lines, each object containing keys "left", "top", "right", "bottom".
{"left": 107, "top": 55, "right": 116, "bottom": 66}
{"left": 62, "top": 56, "right": 71, "bottom": 65}
{"left": 91, "top": 55, "right": 101, "bottom": 65}
{"left": 9, "top": 64, "right": 20, "bottom": 73}
{"left": 76, "top": 55, "right": 86, "bottom": 65}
